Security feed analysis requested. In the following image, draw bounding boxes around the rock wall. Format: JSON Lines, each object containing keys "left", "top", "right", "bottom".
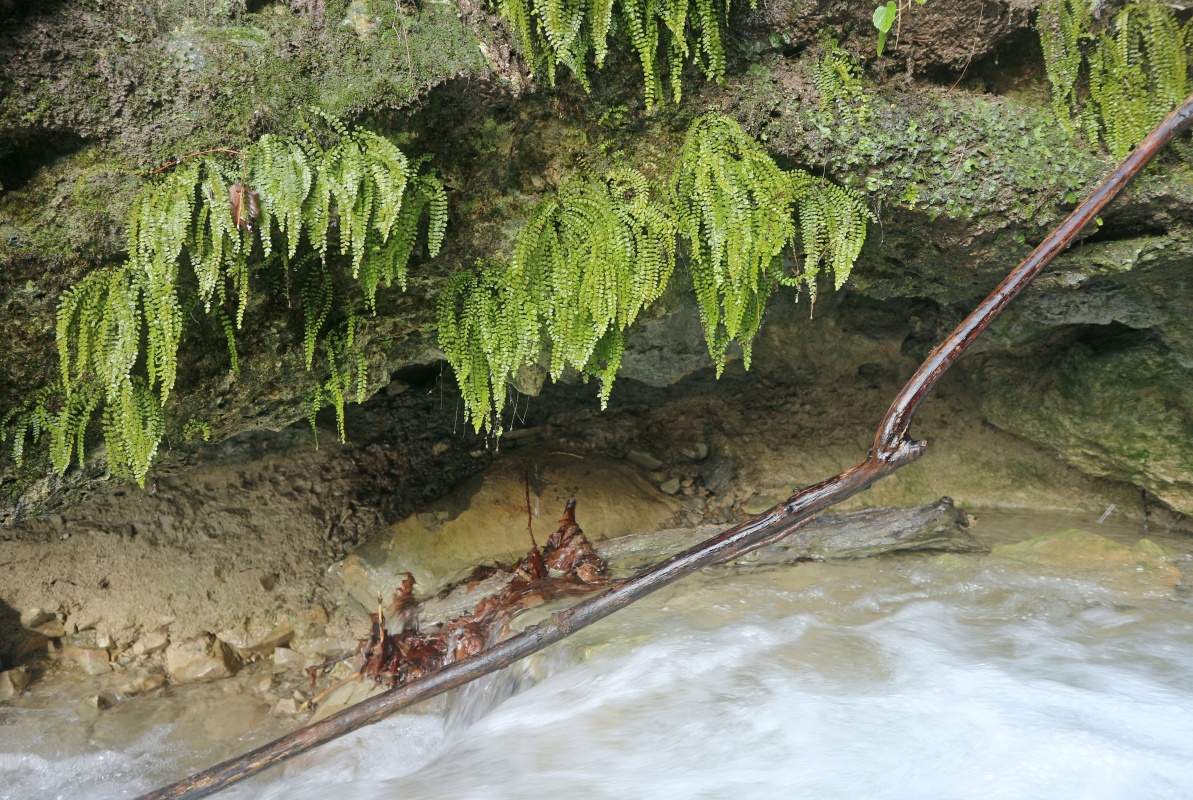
{"left": 2, "top": 0, "right": 1191, "bottom": 520}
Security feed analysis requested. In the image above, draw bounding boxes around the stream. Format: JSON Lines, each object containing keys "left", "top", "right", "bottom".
{"left": 3, "top": 510, "right": 1193, "bottom": 799}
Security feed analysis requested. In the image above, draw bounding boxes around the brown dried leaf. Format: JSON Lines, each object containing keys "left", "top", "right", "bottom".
{"left": 229, "top": 183, "right": 260, "bottom": 230}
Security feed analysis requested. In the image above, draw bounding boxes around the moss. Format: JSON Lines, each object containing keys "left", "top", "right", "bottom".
{"left": 981, "top": 336, "right": 1193, "bottom": 514}
{"left": 729, "top": 59, "right": 1107, "bottom": 230}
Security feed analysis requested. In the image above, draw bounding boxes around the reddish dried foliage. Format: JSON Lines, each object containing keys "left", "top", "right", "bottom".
{"left": 356, "top": 500, "right": 607, "bottom": 687}
{"left": 229, "top": 183, "right": 260, "bottom": 230}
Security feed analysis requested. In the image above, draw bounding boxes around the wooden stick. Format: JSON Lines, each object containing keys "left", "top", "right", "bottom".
{"left": 137, "top": 94, "right": 1193, "bottom": 800}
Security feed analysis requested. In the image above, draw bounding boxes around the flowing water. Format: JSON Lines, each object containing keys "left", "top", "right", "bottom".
{"left": 3, "top": 510, "right": 1193, "bottom": 799}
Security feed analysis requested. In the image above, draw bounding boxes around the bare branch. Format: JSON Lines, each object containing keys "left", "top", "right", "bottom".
{"left": 137, "top": 92, "right": 1193, "bottom": 800}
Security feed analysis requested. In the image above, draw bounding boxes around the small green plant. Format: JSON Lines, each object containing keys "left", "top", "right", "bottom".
{"left": 182, "top": 419, "right": 212, "bottom": 442}
{"left": 499, "top": 0, "right": 751, "bottom": 108}
{"left": 1038, "top": 0, "right": 1191, "bottom": 157}
{"left": 813, "top": 38, "right": 871, "bottom": 126}
{"left": 439, "top": 168, "right": 676, "bottom": 433}
{"left": 14, "top": 116, "right": 445, "bottom": 485}
{"left": 872, "top": 0, "right": 926, "bottom": 57}
{"left": 440, "top": 114, "right": 871, "bottom": 434}
{"left": 673, "top": 113, "right": 871, "bottom": 372}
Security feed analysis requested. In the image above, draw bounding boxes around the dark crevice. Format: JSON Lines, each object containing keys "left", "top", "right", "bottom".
{"left": 932, "top": 24, "right": 1048, "bottom": 95}
{"left": 0, "top": 130, "right": 84, "bottom": 193}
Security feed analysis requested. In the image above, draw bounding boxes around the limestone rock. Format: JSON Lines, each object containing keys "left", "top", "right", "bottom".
{"left": 1133, "top": 538, "right": 1181, "bottom": 564}
{"left": 31, "top": 619, "right": 65, "bottom": 639}
{"left": 165, "top": 635, "right": 240, "bottom": 684}
{"left": 699, "top": 456, "right": 735, "bottom": 496}
{"left": 339, "top": 451, "right": 679, "bottom": 603}
{"left": 0, "top": 668, "right": 30, "bottom": 701}
{"left": 272, "top": 647, "right": 306, "bottom": 672}
{"left": 116, "top": 670, "right": 166, "bottom": 697}
{"left": 19, "top": 608, "right": 53, "bottom": 629}
{"left": 271, "top": 698, "right": 299, "bottom": 716}
{"left": 626, "top": 449, "right": 664, "bottom": 471}
{"left": 64, "top": 645, "right": 111, "bottom": 676}
{"left": 132, "top": 628, "right": 169, "bottom": 656}
{"left": 992, "top": 529, "right": 1181, "bottom": 598}
{"left": 246, "top": 620, "right": 295, "bottom": 655}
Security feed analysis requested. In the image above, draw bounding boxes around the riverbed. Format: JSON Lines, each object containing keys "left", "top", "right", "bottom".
{"left": 3, "top": 509, "right": 1192, "bottom": 799}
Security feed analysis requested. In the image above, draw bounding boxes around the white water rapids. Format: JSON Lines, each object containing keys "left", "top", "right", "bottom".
{"left": 4, "top": 511, "right": 1193, "bottom": 799}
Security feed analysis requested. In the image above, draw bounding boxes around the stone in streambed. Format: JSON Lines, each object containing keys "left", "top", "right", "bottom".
{"left": 272, "top": 647, "right": 306, "bottom": 672}
{"left": 0, "top": 668, "right": 30, "bottom": 701}
{"left": 116, "top": 670, "right": 167, "bottom": 696}
{"left": 626, "top": 449, "right": 664, "bottom": 471}
{"left": 245, "top": 620, "right": 295, "bottom": 655}
{"left": 64, "top": 645, "right": 110, "bottom": 676}
{"left": 165, "top": 635, "right": 240, "bottom": 684}
{"left": 132, "top": 628, "right": 169, "bottom": 656}
{"left": 991, "top": 529, "right": 1181, "bottom": 598}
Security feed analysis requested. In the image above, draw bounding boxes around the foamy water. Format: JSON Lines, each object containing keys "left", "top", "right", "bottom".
{"left": 4, "top": 514, "right": 1193, "bottom": 799}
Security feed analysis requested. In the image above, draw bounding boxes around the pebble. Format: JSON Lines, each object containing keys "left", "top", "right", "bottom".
{"left": 64, "top": 646, "right": 111, "bottom": 676}
{"left": 626, "top": 449, "right": 665, "bottom": 471}
{"left": 659, "top": 478, "right": 681, "bottom": 495}
{"left": 246, "top": 620, "right": 295, "bottom": 655}
{"left": 20, "top": 608, "right": 54, "bottom": 629}
{"left": 271, "top": 697, "right": 299, "bottom": 716}
{"left": 273, "top": 647, "right": 307, "bottom": 672}
{"left": 165, "top": 635, "right": 240, "bottom": 684}
{"left": 116, "top": 671, "right": 166, "bottom": 696}
{"left": 132, "top": 628, "right": 169, "bottom": 656}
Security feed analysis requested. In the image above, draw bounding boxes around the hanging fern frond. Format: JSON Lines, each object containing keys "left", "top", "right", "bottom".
{"left": 1037, "top": 0, "right": 1090, "bottom": 136}
{"left": 789, "top": 172, "right": 872, "bottom": 292}
{"left": 499, "top": 0, "right": 748, "bottom": 108}
{"left": 1088, "top": 3, "right": 1189, "bottom": 158}
{"left": 512, "top": 168, "right": 675, "bottom": 397}
{"left": 1038, "top": 0, "right": 1191, "bottom": 156}
{"left": 672, "top": 113, "right": 797, "bottom": 373}
{"left": 437, "top": 260, "right": 543, "bottom": 435}
{"left": 673, "top": 113, "right": 871, "bottom": 373}
{"left": 22, "top": 115, "right": 447, "bottom": 484}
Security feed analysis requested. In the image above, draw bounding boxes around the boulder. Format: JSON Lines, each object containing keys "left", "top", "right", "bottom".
{"left": 339, "top": 451, "right": 679, "bottom": 604}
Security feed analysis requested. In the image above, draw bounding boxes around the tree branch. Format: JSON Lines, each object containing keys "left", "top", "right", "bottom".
{"left": 137, "top": 93, "right": 1193, "bottom": 800}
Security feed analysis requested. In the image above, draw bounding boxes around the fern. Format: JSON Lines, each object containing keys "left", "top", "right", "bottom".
{"left": 673, "top": 113, "right": 871, "bottom": 373}
{"left": 513, "top": 168, "right": 675, "bottom": 395}
{"left": 438, "top": 260, "right": 543, "bottom": 435}
{"left": 1038, "top": 0, "right": 1191, "bottom": 156}
{"left": 500, "top": 0, "right": 748, "bottom": 108}
{"left": 440, "top": 168, "right": 675, "bottom": 433}
{"left": 1037, "top": 0, "right": 1090, "bottom": 136}
{"left": 28, "top": 115, "right": 446, "bottom": 484}
{"left": 439, "top": 117, "right": 869, "bottom": 435}
{"left": 813, "top": 38, "right": 871, "bottom": 127}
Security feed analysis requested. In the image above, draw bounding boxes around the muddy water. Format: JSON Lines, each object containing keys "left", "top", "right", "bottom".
{"left": 3, "top": 510, "right": 1193, "bottom": 799}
